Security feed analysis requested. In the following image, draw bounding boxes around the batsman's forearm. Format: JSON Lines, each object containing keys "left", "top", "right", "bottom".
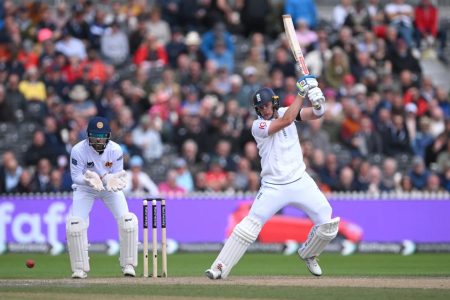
{"left": 300, "top": 105, "right": 326, "bottom": 121}
{"left": 283, "top": 94, "right": 304, "bottom": 123}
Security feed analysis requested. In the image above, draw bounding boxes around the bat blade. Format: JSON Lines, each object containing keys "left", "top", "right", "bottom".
{"left": 282, "top": 14, "right": 309, "bottom": 76}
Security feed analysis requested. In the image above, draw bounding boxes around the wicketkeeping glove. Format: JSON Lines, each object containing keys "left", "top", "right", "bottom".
{"left": 296, "top": 75, "right": 319, "bottom": 97}
{"left": 84, "top": 170, "right": 105, "bottom": 191}
{"left": 103, "top": 170, "right": 127, "bottom": 192}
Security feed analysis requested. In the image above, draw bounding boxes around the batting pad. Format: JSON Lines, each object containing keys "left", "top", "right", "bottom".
{"left": 66, "top": 216, "right": 90, "bottom": 272}
{"left": 118, "top": 212, "right": 138, "bottom": 267}
{"left": 213, "top": 216, "right": 262, "bottom": 278}
{"left": 299, "top": 217, "right": 340, "bottom": 259}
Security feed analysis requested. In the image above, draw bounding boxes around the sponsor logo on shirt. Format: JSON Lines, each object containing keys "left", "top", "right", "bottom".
{"left": 259, "top": 122, "right": 266, "bottom": 129}
{"left": 116, "top": 155, "right": 123, "bottom": 161}
{"left": 71, "top": 158, "right": 77, "bottom": 165}
{"left": 87, "top": 161, "right": 94, "bottom": 168}
{"left": 105, "top": 161, "right": 113, "bottom": 168}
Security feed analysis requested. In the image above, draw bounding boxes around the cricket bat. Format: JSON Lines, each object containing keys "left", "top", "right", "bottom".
{"left": 282, "top": 14, "right": 309, "bottom": 76}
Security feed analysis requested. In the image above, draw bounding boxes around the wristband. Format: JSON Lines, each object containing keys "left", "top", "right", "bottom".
{"left": 312, "top": 104, "right": 325, "bottom": 117}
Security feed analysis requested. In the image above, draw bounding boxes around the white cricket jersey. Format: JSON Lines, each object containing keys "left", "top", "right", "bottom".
{"left": 70, "top": 139, "right": 124, "bottom": 187}
{"left": 251, "top": 107, "right": 306, "bottom": 184}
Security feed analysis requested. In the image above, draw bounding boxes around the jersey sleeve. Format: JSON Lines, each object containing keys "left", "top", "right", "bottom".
{"left": 70, "top": 147, "right": 86, "bottom": 186}
{"left": 252, "top": 119, "right": 271, "bottom": 139}
{"left": 111, "top": 145, "right": 124, "bottom": 174}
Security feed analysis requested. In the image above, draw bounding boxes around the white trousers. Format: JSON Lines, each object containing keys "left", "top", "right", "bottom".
{"left": 249, "top": 172, "right": 332, "bottom": 226}
{"left": 70, "top": 185, "right": 129, "bottom": 225}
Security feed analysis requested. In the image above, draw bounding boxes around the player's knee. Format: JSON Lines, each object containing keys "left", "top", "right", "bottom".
{"left": 233, "top": 216, "right": 262, "bottom": 244}
{"left": 312, "top": 202, "right": 333, "bottom": 225}
{"left": 118, "top": 212, "right": 138, "bottom": 230}
{"left": 66, "top": 216, "right": 87, "bottom": 233}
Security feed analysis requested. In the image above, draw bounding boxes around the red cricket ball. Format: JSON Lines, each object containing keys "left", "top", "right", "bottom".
{"left": 26, "top": 259, "right": 35, "bottom": 268}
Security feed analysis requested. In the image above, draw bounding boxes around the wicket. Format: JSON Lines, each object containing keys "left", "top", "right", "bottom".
{"left": 143, "top": 198, "right": 167, "bottom": 278}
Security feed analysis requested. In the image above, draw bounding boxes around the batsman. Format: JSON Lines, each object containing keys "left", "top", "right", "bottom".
{"left": 205, "top": 76, "right": 340, "bottom": 279}
{"left": 67, "top": 116, "right": 138, "bottom": 279}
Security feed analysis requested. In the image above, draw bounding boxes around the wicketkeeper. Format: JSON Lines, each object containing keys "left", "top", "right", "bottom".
{"left": 67, "top": 116, "right": 138, "bottom": 279}
{"left": 205, "top": 76, "right": 340, "bottom": 279}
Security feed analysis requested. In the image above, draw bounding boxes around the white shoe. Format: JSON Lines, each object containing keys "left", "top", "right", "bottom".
{"left": 72, "top": 270, "right": 87, "bottom": 279}
{"left": 122, "top": 265, "right": 136, "bottom": 277}
{"left": 204, "top": 261, "right": 226, "bottom": 280}
{"left": 303, "top": 257, "right": 322, "bottom": 276}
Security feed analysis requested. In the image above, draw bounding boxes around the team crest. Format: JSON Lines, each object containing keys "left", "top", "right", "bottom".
{"left": 256, "top": 93, "right": 261, "bottom": 102}
{"left": 259, "top": 122, "right": 266, "bottom": 129}
{"left": 97, "top": 122, "right": 104, "bottom": 129}
{"left": 105, "top": 161, "right": 113, "bottom": 168}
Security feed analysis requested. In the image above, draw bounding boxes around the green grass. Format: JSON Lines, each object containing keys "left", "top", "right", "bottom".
{"left": 1, "top": 253, "right": 449, "bottom": 278}
{"left": 1, "top": 253, "right": 450, "bottom": 299}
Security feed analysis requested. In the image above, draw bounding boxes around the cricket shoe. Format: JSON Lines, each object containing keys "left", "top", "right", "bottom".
{"left": 122, "top": 265, "right": 136, "bottom": 277}
{"left": 72, "top": 270, "right": 88, "bottom": 279}
{"left": 302, "top": 256, "right": 322, "bottom": 276}
{"left": 205, "top": 261, "right": 226, "bottom": 280}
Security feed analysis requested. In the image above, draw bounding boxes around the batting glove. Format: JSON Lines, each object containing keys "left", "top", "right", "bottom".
{"left": 296, "top": 75, "right": 318, "bottom": 97}
{"left": 84, "top": 170, "right": 105, "bottom": 191}
{"left": 308, "top": 87, "right": 326, "bottom": 116}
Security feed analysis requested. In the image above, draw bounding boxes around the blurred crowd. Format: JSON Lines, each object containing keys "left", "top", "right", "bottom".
{"left": 0, "top": 0, "right": 449, "bottom": 197}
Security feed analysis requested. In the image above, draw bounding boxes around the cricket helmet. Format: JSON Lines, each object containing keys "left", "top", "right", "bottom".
{"left": 87, "top": 116, "right": 111, "bottom": 153}
{"left": 252, "top": 87, "right": 279, "bottom": 117}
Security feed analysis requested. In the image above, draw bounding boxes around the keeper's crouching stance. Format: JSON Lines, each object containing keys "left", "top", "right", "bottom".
{"left": 206, "top": 76, "right": 340, "bottom": 279}
{"left": 67, "top": 116, "right": 138, "bottom": 279}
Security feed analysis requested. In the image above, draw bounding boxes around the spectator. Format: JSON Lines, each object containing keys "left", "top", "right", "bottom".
{"left": 206, "top": 38, "right": 234, "bottom": 73}
{"left": 69, "top": 84, "right": 98, "bottom": 119}
{"left": 173, "top": 158, "right": 194, "bottom": 192}
{"left": 319, "top": 153, "right": 340, "bottom": 190}
{"left": 332, "top": 0, "right": 355, "bottom": 30}
{"left": 382, "top": 113, "right": 412, "bottom": 156}
{"left": 204, "top": 158, "right": 229, "bottom": 192}
{"left": 18, "top": 66, "right": 46, "bottom": 102}
{"left": 158, "top": 169, "right": 186, "bottom": 196}
{"left": 12, "top": 169, "right": 35, "bottom": 193}
{"left": 381, "top": 157, "right": 400, "bottom": 191}
{"left": 435, "top": 139, "right": 450, "bottom": 173}
{"left": 0, "top": 151, "right": 23, "bottom": 193}
{"left": 240, "top": 46, "right": 269, "bottom": 83}
{"left": 397, "top": 173, "right": 414, "bottom": 192}
{"left": 200, "top": 22, "right": 235, "bottom": 58}
{"left": 270, "top": 47, "right": 297, "bottom": 78}
{"left": 385, "top": 0, "right": 414, "bottom": 47}
{"left": 32, "top": 158, "right": 53, "bottom": 193}
{"left": 230, "top": 157, "right": 255, "bottom": 192}
{"left": 284, "top": 0, "right": 318, "bottom": 29}
{"left": 165, "top": 27, "right": 186, "bottom": 68}
{"left": 0, "top": 84, "right": 16, "bottom": 122}
{"left": 409, "top": 155, "right": 430, "bottom": 190}
{"left": 424, "top": 172, "right": 442, "bottom": 192}
{"left": 88, "top": 10, "right": 107, "bottom": 50}
{"left": 55, "top": 29, "right": 87, "bottom": 60}
{"left": 295, "top": 19, "right": 318, "bottom": 53}
{"left": 350, "top": 115, "right": 383, "bottom": 157}
{"left": 133, "top": 33, "right": 169, "bottom": 68}
{"left": 146, "top": 7, "right": 171, "bottom": 46}
{"left": 366, "top": 165, "right": 387, "bottom": 194}
{"left": 335, "top": 166, "right": 357, "bottom": 192}
{"left": 24, "top": 129, "right": 55, "bottom": 166}
{"left": 131, "top": 115, "right": 164, "bottom": 162}
{"left": 182, "top": 31, "right": 206, "bottom": 67}
{"left": 324, "top": 47, "right": 350, "bottom": 89}
{"left": 389, "top": 38, "right": 421, "bottom": 76}
{"left": 412, "top": 116, "right": 434, "bottom": 157}
{"left": 100, "top": 20, "right": 129, "bottom": 67}
{"left": 123, "top": 155, "right": 159, "bottom": 197}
